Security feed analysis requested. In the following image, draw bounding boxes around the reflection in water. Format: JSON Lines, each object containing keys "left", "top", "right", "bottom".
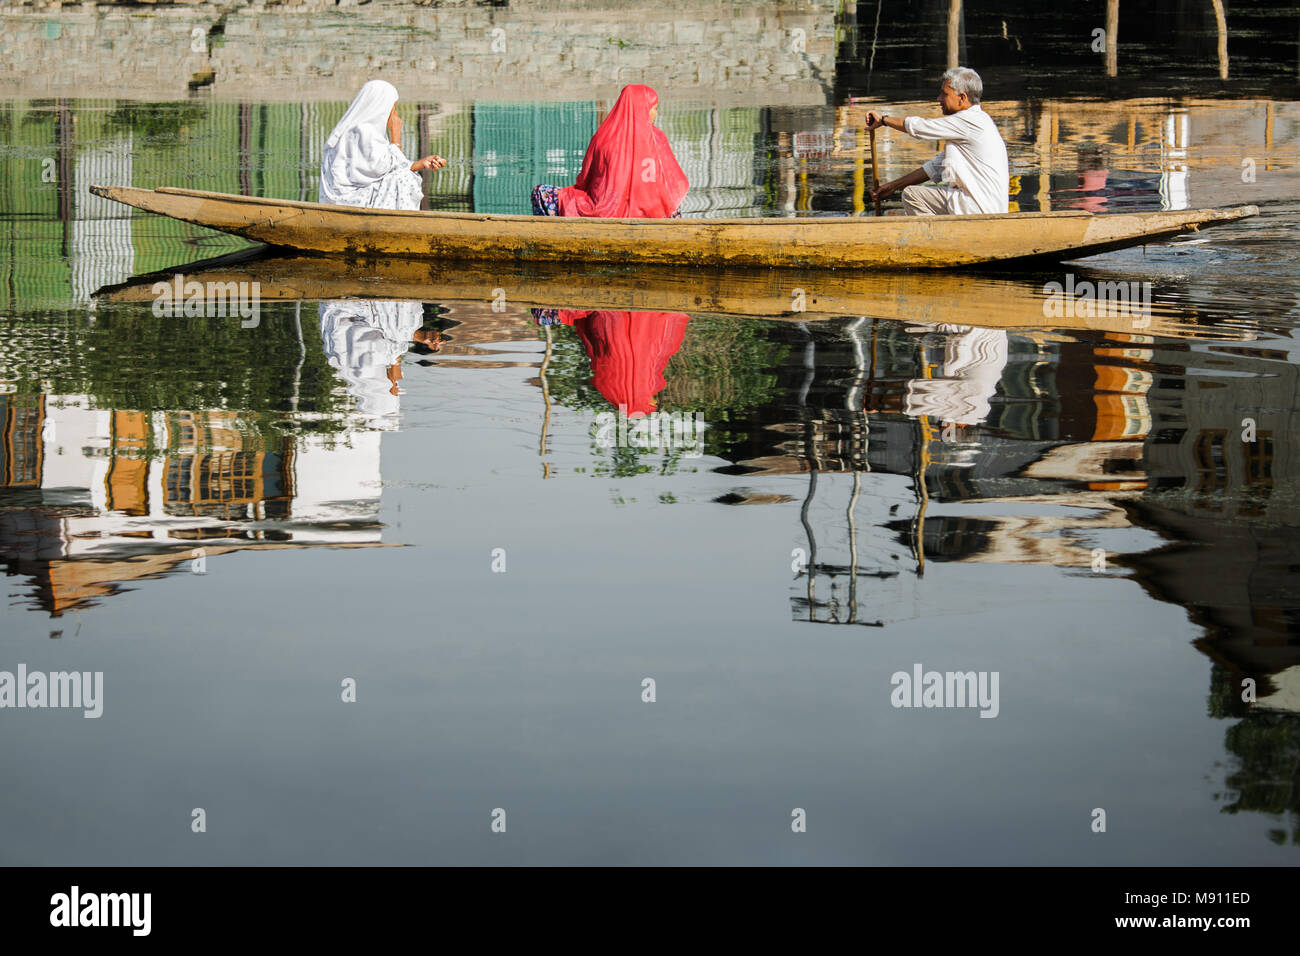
{"left": 904, "top": 325, "right": 1009, "bottom": 427}
{"left": 737, "top": 314, "right": 1300, "bottom": 842}
{"left": 319, "top": 299, "right": 442, "bottom": 427}
{"left": 0, "top": 304, "right": 403, "bottom": 617}
{"left": 534, "top": 309, "right": 691, "bottom": 415}
{"left": 0, "top": 394, "right": 390, "bottom": 617}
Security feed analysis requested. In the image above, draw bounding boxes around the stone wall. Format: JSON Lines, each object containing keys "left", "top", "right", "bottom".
{"left": 0, "top": 0, "right": 838, "bottom": 105}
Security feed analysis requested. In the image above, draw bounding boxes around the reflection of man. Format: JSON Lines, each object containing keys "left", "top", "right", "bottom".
{"left": 319, "top": 300, "right": 442, "bottom": 427}
{"left": 865, "top": 67, "right": 1009, "bottom": 216}
{"left": 904, "top": 325, "right": 1009, "bottom": 426}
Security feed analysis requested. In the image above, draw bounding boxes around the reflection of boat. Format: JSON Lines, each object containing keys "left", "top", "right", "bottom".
{"left": 88, "top": 185, "right": 1256, "bottom": 269}
{"left": 95, "top": 250, "right": 1248, "bottom": 339}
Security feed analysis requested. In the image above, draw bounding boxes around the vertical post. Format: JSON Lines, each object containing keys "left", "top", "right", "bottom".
{"left": 1035, "top": 105, "right": 1052, "bottom": 213}
{"left": 417, "top": 102, "right": 432, "bottom": 210}
{"left": 238, "top": 102, "right": 252, "bottom": 196}
{"left": 1210, "top": 0, "right": 1229, "bottom": 80}
{"left": 55, "top": 98, "right": 73, "bottom": 259}
{"left": 853, "top": 128, "right": 865, "bottom": 215}
{"left": 540, "top": 325, "right": 553, "bottom": 479}
{"left": 1266, "top": 100, "right": 1274, "bottom": 171}
{"left": 299, "top": 103, "right": 310, "bottom": 202}
{"left": 1105, "top": 0, "right": 1119, "bottom": 77}
{"left": 947, "top": 0, "right": 962, "bottom": 70}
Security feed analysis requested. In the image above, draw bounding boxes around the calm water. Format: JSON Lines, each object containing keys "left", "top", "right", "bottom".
{"left": 2, "top": 12, "right": 1299, "bottom": 865}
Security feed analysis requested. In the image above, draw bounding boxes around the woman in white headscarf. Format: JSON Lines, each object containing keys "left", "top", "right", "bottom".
{"left": 320, "top": 80, "right": 447, "bottom": 210}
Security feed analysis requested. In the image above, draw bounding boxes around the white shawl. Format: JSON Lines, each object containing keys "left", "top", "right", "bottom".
{"left": 319, "top": 80, "right": 421, "bottom": 210}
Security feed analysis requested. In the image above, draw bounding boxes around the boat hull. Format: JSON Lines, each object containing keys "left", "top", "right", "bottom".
{"left": 88, "top": 185, "right": 1258, "bottom": 270}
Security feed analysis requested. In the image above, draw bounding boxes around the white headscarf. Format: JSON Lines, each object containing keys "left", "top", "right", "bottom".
{"left": 320, "top": 80, "right": 413, "bottom": 207}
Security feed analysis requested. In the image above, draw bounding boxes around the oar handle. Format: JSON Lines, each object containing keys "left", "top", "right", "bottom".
{"left": 869, "top": 126, "right": 883, "bottom": 217}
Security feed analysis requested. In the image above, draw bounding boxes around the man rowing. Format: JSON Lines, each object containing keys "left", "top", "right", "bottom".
{"left": 865, "top": 67, "right": 1009, "bottom": 216}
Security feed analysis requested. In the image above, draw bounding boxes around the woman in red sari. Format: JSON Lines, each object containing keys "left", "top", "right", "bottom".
{"left": 532, "top": 85, "right": 689, "bottom": 218}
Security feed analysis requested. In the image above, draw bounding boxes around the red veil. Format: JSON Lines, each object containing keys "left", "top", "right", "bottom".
{"left": 557, "top": 85, "right": 690, "bottom": 219}
{"left": 555, "top": 311, "right": 690, "bottom": 415}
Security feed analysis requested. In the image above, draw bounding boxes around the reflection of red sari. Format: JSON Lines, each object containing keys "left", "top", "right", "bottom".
{"left": 557, "top": 311, "right": 690, "bottom": 415}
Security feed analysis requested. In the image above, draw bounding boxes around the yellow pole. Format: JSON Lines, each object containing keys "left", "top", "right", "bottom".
{"left": 1105, "top": 0, "right": 1119, "bottom": 77}
{"left": 540, "top": 325, "right": 553, "bottom": 479}
{"left": 853, "top": 128, "right": 866, "bottom": 215}
{"left": 1210, "top": 0, "right": 1229, "bottom": 80}
{"left": 947, "top": 0, "right": 962, "bottom": 70}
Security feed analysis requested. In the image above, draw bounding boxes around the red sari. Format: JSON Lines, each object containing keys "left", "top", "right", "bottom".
{"left": 557, "top": 85, "right": 690, "bottom": 219}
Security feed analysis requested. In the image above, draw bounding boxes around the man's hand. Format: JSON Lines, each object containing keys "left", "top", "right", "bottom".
{"left": 865, "top": 112, "right": 908, "bottom": 133}
{"left": 870, "top": 168, "right": 930, "bottom": 206}
{"left": 869, "top": 180, "right": 899, "bottom": 203}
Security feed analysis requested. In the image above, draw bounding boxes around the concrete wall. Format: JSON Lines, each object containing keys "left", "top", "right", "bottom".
{"left": 0, "top": 0, "right": 838, "bottom": 105}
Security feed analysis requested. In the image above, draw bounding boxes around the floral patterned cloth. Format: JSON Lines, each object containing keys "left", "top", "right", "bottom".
{"left": 532, "top": 183, "right": 680, "bottom": 218}
{"left": 532, "top": 184, "right": 561, "bottom": 216}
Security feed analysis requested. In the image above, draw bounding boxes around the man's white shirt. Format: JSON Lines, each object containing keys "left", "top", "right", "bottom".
{"left": 904, "top": 104, "right": 1010, "bottom": 214}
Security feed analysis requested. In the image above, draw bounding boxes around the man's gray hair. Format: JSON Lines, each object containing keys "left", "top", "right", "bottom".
{"left": 942, "top": 66, "right": 983, "bottom": 103}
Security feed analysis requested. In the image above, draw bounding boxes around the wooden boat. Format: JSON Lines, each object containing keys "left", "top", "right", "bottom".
{"left": 94, "top": 248, "right": 1253, "bottom": 340}
{"left": 88, "top": 185, "right": 1258, "bottom": 270}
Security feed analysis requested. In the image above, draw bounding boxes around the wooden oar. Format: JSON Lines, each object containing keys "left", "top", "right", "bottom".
{"left": 869, "top": 126, "right": 882, "bottom": 216}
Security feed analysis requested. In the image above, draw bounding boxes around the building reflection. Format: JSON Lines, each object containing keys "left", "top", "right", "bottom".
{"left": 745, "top": 317, "right": 1296, "bottom": 647}
{"left": 707, "top": 312, "right": 1298, "bottom": 842}
{"left": 0, "top": 392, "right": 389, "bottom": 617}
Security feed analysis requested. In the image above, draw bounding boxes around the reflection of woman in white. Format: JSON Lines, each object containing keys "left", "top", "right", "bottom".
{"left": 904, "top": 325, "right": 1009, "bottom": 426}
{"left": 319, "top": 80, "right": 446, "bottom": 210}
{"left": 319, "top": 301, "right": 442, "bottom": 428}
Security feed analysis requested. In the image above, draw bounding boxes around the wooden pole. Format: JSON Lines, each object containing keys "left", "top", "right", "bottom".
{"left": 1105, "top": 0, "right": 1119, "bottom": 77}
{"left": 947, "top": 0, "right": 962, "bottom": 70}
{"left": 1210, "top": 0, "right": 1229, "bottom": 80}
{"left": 869, "top": 126, "right": 882, "bottom": 216}
{"left": 853, "top": 127, "right": 866, "bottom": 214}
{"left": 540, "top": 324, "right": 553, "bottom": 478}
{"left": 417, "top": 102, "right": 432, "bottom": 210}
